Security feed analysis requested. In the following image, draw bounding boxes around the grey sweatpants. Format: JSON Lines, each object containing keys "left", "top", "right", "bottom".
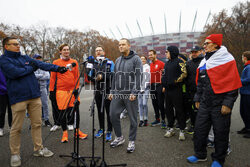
{"left": 110, "top": 95, "right": 138, "bottom": 141}
{"left": 40, "top": 86, "right": 49, "bottom": 121}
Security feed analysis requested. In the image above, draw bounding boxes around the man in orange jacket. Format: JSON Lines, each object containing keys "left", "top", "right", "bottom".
{"left": 49, "top": 43, "right": 88, "bottom": 143}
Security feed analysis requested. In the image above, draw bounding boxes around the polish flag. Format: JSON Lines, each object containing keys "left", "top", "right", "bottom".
{"left": 196, "top": 46, "right": 242, "bottom": 94}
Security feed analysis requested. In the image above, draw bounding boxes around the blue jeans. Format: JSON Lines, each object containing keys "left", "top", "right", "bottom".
{"left": 138, "top": 89, "right": 150, "bottom": 121}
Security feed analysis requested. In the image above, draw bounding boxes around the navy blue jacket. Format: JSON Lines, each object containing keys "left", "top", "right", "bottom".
{"left": 0, "top": 50, "right": 59, "bottom": 105}
{"left": 240, "top": 62, "right": 250, "bottom": 95}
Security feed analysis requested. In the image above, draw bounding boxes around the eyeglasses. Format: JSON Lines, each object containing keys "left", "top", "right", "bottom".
{"left": 203, "top": 42, "right": 212, "bottom": 46}
{"left": 95, "top": 50, "right": 103, "bottom": 52}
{"left": 7, "top": 43, "right": 20, "bottom": 46}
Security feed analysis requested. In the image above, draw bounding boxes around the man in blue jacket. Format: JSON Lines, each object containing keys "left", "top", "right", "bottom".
{"left": 238, "top": 51, "right": 250, "bottom": 138}
{"left": 0, "top": 37, "right": 67, "bottom": 167}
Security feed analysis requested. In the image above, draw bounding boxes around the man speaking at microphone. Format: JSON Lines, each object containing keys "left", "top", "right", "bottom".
{"left": 87, "top": 45, "right": 114, "bottom": 141}
{"left": 49, "top": 44, "right": 88, "bottom": 143}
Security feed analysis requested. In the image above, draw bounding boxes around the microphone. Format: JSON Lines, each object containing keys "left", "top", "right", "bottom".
{"left": 66, "top": 62, "right": 76, "bottom": 71}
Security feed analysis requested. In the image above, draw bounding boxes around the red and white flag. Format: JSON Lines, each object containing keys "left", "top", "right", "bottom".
{"left": 196, "top": 46, "right": 242, "bottom": 94}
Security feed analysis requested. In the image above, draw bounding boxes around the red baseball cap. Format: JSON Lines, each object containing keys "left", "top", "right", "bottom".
{"left": 206, "top": 34, "right": 223, "bottom": 47}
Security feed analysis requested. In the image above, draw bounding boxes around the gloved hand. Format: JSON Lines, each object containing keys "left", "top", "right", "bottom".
{"left": 29, "top": 61, "right": 38, "bottom": 71}
{"left": 49, "top": 91, "right": 56, "bottom": 100}
{"left": 57, "top": 66, "right": 67, "bottom": 74}
{"left": 73, "top": 89, "right": 79, "bottom": 97}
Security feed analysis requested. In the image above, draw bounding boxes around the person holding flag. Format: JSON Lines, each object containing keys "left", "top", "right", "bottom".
{"left": 187, "top": 34, "right": 242, "bottom": 167}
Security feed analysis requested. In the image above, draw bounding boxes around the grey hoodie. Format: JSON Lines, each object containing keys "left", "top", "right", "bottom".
{"left": 111, "top": 50, "right": 142, "bottom": 95}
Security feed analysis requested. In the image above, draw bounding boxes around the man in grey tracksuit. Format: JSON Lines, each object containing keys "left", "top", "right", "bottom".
{"left": 108, "top": 38, "right": 142, "bottom": 153}
{"left": 33, "top": 54, "right": 52, "bottom": 127}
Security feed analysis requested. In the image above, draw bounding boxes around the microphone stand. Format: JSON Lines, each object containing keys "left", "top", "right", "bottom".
{"left": 98, "top": 60, "right": 127, "bottom": 167}
{"left": 59, "top": 63, "right": 100, "bottom": 167}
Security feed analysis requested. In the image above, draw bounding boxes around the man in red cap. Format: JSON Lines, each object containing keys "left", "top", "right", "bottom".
{"left": 187, "top": 34, "right": 242, "bottom": 167}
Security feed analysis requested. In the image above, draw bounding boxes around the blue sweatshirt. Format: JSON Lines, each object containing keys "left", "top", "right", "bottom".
{"left": 0, "top": 69, "right": 7, "bottom": 95}
{"left": 240, "top": 61, "right": 250, "bottom": 95}
{"left": 0, "top": 50, "right": 59, "bottom": 105}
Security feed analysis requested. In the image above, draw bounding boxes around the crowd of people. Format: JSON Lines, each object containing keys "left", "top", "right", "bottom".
{"left": 0, "top": 34, "right": 249, "bottom": 167}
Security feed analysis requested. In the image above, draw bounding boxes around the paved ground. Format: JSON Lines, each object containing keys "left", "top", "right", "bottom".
{"left": 0, "top": 84, "right": 250, "bottom": 167}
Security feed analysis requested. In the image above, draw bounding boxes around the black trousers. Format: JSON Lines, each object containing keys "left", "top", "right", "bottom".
{"left": 150, "top": 83, "right": 165, "bottom": 121}
{"left": 165, "top": 86, "right": 186, "bottom": 130}
{"left": 50, "top": 95, "right": 61, "bottom": 126}
{"left": 240, "top": 94, "right": 250, "bottom": 129}
{"left": 0, "top": 94, "right": 12, "bottom": 128}
{"left": 95, "top": 91, "right": 112, "bottom": 131}
{"left": 194, "top": 104, "right": 231, "bottom": 165}
{"left": 60, "top": 106, "right": 79, "bottom": 131}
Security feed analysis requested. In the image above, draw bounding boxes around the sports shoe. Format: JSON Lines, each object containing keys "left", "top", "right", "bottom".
{"left": 95, "top": 129, "right": 103, "bottom": 138}
{"left": 139, "top": 121, "right": 144, "bottom": 127}
{"left": 164, "top": 128, "right": 175, "bottom": 138}
{"left": 0, "top": 128, "right": 3, "bottom": 137}
{"left": 179, "top": 130, "right": 185, "bottom": 141}
{"left": 77, "top": 130, "right": 88, "bottom": 139}
{"left": 10, "top": 154, "right": 21, "bottom": 167}
{"left": 33, "top": 147, "right": 54, "bottom": 157}
{"left": 227, "top": 145, "right": 232, "bottom": 155}
{"left": 67, "top": 125, "right": 74, "bottom": 131}
{"left": 237, "top": 127, "right": 248, "bottom": 134}
{"left": 120, "top": 110, "right": 127, "bottom": 119}
{"left": 187, "top": 126, "right": 194, "bottom": 135}
{"left": 127, "top": 141, "right": 135, "bottom": 153}
{"left": 151, "top": 119, "right": 160, "bottom": 126}
{"left": 161, "top": 120, "right": 167, "bottom": 129}
{"left": 61, "top": 131, "right": 68, "bottom": 143}
{"left": 211, "top": 160, "right": 222, "bottom": 167}
{"left": 110, "top": 136, "right": 125, "bottom": 148}
{"left": 143, "top": 120, "right": 148, "bottom": 126}
{"left": 44, "top": 120, "right": 52, "bottom": 127}
{"left": 243, "top": 131, "right": 250, "bottom": 138}
{"left": 50, "top": 125, "right": 60, "bottom": 132}
{"left": 207, "top": 140, "right": 214, "bottom": 148}
{"left": 106, "top": 131, "right": 112, "bottom": 142}
{"left": 187, "top": 155, "right": 207, "bottom": 163}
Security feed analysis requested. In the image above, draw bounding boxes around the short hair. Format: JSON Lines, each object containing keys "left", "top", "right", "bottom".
{"left": 149, "top": 49, "right": 156, "bottom": 55}
{"left": 140, "top": 55, "right": 148, "bottom": 60}
{"left": 95, "top": 45, "right": 104, "bottom": 51}
{"left": 242, "top": 51, "right": 250, "bottom": 60}
{"left": 59, "top": 44, "right": 70, "bottom": 51}
{"left": 120, "top": 38, "right": 130, "bottom": 45}
{"left": 2, "top": 37, "right": 18, "bottom": 51}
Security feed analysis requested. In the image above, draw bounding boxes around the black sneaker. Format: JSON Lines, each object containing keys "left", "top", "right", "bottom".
{"left": 207, "top": 140, "right": 214, "bottom": 148}
{"left": 187, "top": 126, "right": 194, "bottom": 135}
{"left": 139, "top": 121, "right": 144, "bottom": 127}
{"left": 44, "top": 120, "right": 52, "bottom": 127}
{"left": 243, "top": 132, "right": 250, "bottom": 138}
{"left": 237, "top": 127, "right": 248, "bottom": 134}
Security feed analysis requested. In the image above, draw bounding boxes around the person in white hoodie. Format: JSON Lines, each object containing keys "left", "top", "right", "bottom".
{"left": 138, "top": 56, "right": 150, "bottom": 127}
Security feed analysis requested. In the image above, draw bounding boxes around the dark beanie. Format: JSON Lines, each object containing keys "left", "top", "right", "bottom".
{"left": 167, "top": 46, "right": 179, "bottom": 58}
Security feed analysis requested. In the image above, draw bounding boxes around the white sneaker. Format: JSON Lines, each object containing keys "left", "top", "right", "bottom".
{"left": 164, "top": 128, "right": 175, "bottom": 138}
{"left": 33, "top": 147, "right": 54, "bottom": 157}
{"left": 120, "top": 110, "right": 127, "bottom": 119}
{"left": 127, "top": 141, "right": 135, "bottom": 153}
{"left": 10, "top": 155, "right": 21, "bottom": 167}
{"left": 50, "top": 125, "right": 60, "bottom": 132}
{"left": 110, "top": 136, "right": 125, "bottom": 148}
{"left": 179, "top": 130, "right": 185, "bottom": 141}
{"left": 67, "top": 125, "right": 74, "bottom": 131}
{"left": 0, "top": 128, "right": 3, "bottom": 137}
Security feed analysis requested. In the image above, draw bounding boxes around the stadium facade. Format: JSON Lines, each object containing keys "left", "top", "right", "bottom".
{"left": 130, "top": 32, "right": 203, "bottom": 59}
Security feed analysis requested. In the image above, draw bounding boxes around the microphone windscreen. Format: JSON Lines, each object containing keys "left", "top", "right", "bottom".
{"left": 71, "top": 62, "right": 76, "bottom": 67}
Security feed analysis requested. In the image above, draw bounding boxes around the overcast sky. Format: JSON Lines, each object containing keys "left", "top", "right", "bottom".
{"left": 0, "top": 0, "right": 244, "bottom": 39}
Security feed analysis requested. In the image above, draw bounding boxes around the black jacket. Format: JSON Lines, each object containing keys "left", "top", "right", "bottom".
{"left": 162, "top": 51, "right": 187, "bottom": 88}
{"left": 185, "top": 54, "right": 204, "bottom": 95}
{"left": 193, "top": 52, "right": 238, "bottom": 109}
